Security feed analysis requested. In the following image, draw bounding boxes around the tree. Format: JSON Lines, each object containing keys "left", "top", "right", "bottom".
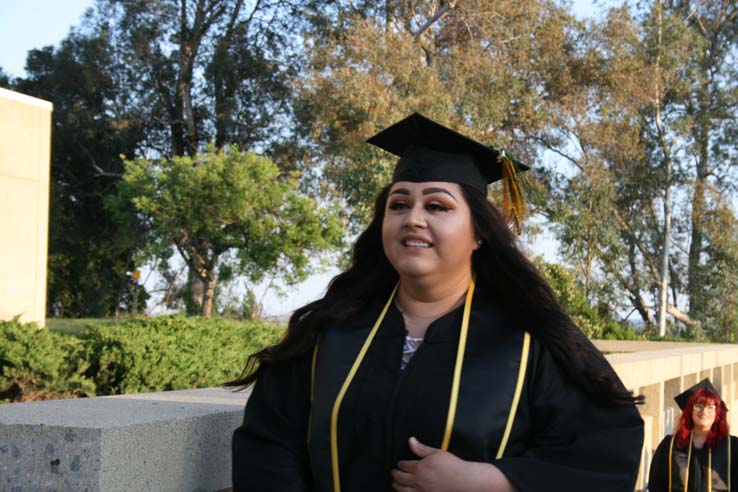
{"left": 13, "top": 30, "right": 148, "bottom": 317}
{"left": 539, "top": 1, "right": 738, "bottom": 338}
{"left": 9, "top": 0, "right": 336, "bottom": 316}
{"left": 701, "top": 196, "right": 738, "bottom": 341}
{"left": 0, "top": 67, "right": 12, "bottom": 88}
{"left": 78, "top": 0, "right": 336, "bottom": 305}
{"left": 295, "top": 0, "right": 575, "bottom": 226}
{"left": 665, "top": 0, "right": 738, "bottom": 329}
{"left": 108, "top": 146, "right": 344, "bottom": 317}
{"left": 84, "top": 0, "right": 326, "bottom": 158}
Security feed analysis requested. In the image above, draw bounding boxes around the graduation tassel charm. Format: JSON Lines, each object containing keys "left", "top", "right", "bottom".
{"left": 497, "top": 148, "right": 527, "bottom": 235}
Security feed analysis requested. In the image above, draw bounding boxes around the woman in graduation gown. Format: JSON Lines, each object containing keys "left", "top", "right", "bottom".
{"left": 229, "top": 113, "right": 644, "bottom": 492}
{"left": 649, "top": 379, "right": 738, "bottom": 491}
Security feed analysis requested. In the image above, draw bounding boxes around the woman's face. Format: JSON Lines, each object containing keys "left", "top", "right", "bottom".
{"left": 382, "top": 181, "right": 478, "bottom": 282}
{"left": 691, "top": 399, "right": 718, "bottom": 431}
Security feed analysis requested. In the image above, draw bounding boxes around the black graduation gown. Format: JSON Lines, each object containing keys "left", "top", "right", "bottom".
{"left": 233, "top": 296, "right": 644, "bottom": 492}
{"left": 648, "top": 434, "right": 738, "bottom": 492}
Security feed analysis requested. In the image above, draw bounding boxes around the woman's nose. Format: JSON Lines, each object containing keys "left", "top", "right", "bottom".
{"left": 402, "top": 205, "right": 426, "bottom": 228}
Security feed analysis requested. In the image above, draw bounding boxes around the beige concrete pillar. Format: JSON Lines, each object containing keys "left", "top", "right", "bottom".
{"left": 639, "top": 382, "right": 664, "bottom": 453}
{"left": 683, "top": 372, "right": 698, "bottom": 392}
{"left": 663, "top": 377, "right": 681, "bottom": 434}
{"left": 0, "top": 88, "right": 52, "bottom": 326}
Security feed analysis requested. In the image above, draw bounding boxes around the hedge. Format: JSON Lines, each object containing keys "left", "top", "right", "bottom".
{"left": 0, "top": 316, "right": 283, "bottom": 403}
{"left": 0, "top": 318, "right": 95, "bottom": 402}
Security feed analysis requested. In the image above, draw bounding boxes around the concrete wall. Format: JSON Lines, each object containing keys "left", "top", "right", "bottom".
{"left": 0, "top": 88, "right": 52, "bottom": 326}
{"left": 0, "top": 387, "right": 250, "bottom": 492}
{"left": 1, "top": 341, "right": 737, "bottom": 491}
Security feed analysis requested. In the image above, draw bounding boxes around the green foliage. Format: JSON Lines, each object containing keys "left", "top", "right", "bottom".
{"left": 108, "top": 147, "right": 344, "bottom": 316}
{"left": 0, "top": 67, "right": 11, "bottom": 88}
{"left": 47, "top": 318, "right": 122, "bottom": 336}
{"left": 296, "top": 0, "right": 574, "bottom": 226}
{"left": 81, "top": 316, "right": 283, "bottom": 395}
{"left": 12, "top": 31, "right": 147, "bottom": 318}
{"left": 535, "top": 259, "right": 639, "bottom": 340}
{"left": 0, "top": 319, "right": 96, "bottom": 403}
{"left": 1, "top": 316, "right": 283, "bottom": 403}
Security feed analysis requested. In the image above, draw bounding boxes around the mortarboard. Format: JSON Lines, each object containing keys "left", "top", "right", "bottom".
{"left": 674, "top": 378, "right": 726, "bottom": 410}
{"left": 366, "top": 112, "right": 530, "bottom": 232}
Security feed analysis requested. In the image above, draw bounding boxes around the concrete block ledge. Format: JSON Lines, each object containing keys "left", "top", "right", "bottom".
{"left": 0, "top": 387, "right": 251, "bottom": 492}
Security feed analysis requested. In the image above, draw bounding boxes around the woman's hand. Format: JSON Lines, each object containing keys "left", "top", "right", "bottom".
{"left": 391, "top": 437, "right": 516, "bottom": 492}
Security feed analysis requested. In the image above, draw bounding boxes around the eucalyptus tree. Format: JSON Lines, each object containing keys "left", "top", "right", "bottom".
{"left": 541, "top": 1, "right": 738, "bottom": 338}
{"left": 295, "top": 0, "right": 575, "bottom": 225}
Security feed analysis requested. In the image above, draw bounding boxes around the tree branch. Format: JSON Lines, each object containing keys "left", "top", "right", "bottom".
{"left": 413, "top": 1, "right": 457, "bottom": 39}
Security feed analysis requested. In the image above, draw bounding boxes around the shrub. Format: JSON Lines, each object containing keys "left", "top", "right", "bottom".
{"left": 0, "top": 319, "right": 95, "bottom": 402}
{"left": 82, "top": 315, "right": 283, "bottom": 395}
{"left": 1, "top": 315, "right": 283, "bottom": 403}
{"left": 534, "top": 258, "right": 639, "bottom": 340}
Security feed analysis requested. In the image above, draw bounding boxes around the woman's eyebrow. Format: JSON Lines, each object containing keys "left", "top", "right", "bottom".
{"left": 389, "top": 188, "right": 410, "bottom": 196}
{"left": 423, "top": 187, "right": 458, "bottom": 202}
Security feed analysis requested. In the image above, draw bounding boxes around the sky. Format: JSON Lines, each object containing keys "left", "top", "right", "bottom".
{"left": 0, "top": 0, "right": 594, "bottom": 318}
{"left": 0, "top": 1, "right": 95, "bottom": 78}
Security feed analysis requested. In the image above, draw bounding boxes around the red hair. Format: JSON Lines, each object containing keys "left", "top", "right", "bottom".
{"left": 676, "top": 387, "right": 729, "bottom": 450}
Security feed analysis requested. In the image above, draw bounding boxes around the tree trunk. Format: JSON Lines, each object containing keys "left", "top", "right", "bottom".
{"left": 201, "top": 270, "right": 218, "bottom": 318}
{"left": 179, "top": 0, "right": 197, "bottom": 156}
{"left": 188, "top": 268, "right": 204, "bottom": 314}
{"left": 687, "top": 81, "right": 709, "bottom": 319}
{"left": 654, "top": 0, "right": 671, "bottom": 337}
{"left": 212, "top": 0, "right": 244, "bottom": 148}
{"left": 629, "top": 290, "right": 656, "bottom": 328}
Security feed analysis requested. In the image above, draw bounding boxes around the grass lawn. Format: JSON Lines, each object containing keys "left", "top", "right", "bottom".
{"left": 46, "top": 318, "right": 120, "bottom": 336}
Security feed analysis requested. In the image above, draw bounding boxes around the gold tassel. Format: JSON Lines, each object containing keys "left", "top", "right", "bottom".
{"left": 499, "top": 149, "right": 526, "bottom": 234}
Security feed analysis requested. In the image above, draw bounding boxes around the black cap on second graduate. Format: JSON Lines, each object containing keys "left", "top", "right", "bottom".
{"left": 366, "top": 112, "right": 528, "bottom": 193}
{"left": 674, "top": 378, "right": 726, "bottom": 410}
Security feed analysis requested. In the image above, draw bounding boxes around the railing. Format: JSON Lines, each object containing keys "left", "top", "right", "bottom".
{"left": 2, "top": 340, "right": 736, "bottom": 491}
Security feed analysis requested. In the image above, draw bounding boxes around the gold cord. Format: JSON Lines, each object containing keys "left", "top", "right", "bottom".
{"left": 440, "top": 278, "right": 476, "bottom": 450}
{"left": 669, "top": 433, "right": 675, "bottom": 491}
{"left": 323, "top": 278, "right": 527, "bottom": 491}
{"left": 495, "top": 331, "right": 531, "bottom": 459}
{"left": 708, "top": 445, "right": 712, "bottom": 492}
{"left": 684, "top": 431, "right": 694, "bottom": 492}
{"left": 328, "top": 283, "right": 398, "bottom": 492}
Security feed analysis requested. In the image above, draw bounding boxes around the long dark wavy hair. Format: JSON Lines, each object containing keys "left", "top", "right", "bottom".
{"left": 227, "top": 184, "right": 641, "bottom": 406}
{"left": 675, "top": 388, "right": 729, "bottom": 450}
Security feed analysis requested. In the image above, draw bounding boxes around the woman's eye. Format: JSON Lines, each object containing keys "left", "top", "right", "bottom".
{"left": 427, "top": 203, "right": 451, "bottom": 212}
{"left": 388, "top": 202, "right": 408, "bottom": 210}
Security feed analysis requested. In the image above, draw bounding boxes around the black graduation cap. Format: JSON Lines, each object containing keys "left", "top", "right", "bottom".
{"left": 674, "top": 378, "right": 726, "bottom": 410}
{"left": 366, "top": 113, "right": 529, "bottom": 194}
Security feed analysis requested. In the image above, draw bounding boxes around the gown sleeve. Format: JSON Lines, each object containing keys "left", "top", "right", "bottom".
{"left": 494, "top": 340, "right": 645, "bottom": 492}
{"left": 647, "top": 435, "right": 672, "bottom": 492}
{"left": 231, "top": 352, "right": 313, "bottom": 492}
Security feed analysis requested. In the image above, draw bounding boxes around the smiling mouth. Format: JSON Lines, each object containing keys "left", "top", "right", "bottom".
{"left": 403, "top": 239, "right": 432, "bottom": 248}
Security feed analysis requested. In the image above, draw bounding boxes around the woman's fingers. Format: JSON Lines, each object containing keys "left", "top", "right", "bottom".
{"left": 392, "top": 482, "right": 416, "bottom": 492}
{"left": 392, "top": 467, "right": 415, "bottom": 485}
